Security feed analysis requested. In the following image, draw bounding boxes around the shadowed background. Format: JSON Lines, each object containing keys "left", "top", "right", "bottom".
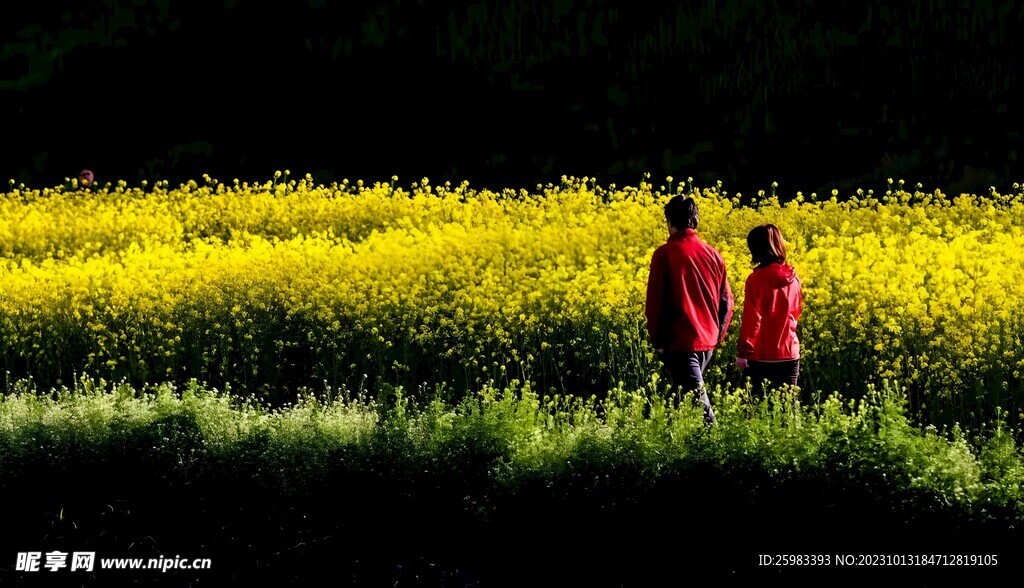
{"left": 1, "top": 0, "right": 1021, "bottom": 196}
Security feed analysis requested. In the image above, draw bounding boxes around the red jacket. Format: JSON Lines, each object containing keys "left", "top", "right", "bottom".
{"left": 645, "top": 229, "right": 734, "bottom": 352}
{"left": 737, "top": 262, "right": 802, "bottom": 360}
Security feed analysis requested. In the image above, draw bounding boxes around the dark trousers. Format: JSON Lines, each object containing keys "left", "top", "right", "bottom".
{"left": 659, "top": 349, "right": 716, "bottom": 425}
{"left": 745, "top": 359, "right": 800, "bottom": 396}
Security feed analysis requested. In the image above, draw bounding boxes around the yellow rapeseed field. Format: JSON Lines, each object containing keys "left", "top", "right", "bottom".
{"left": 1, "top": 174, "right": 1022, "bottom": 424}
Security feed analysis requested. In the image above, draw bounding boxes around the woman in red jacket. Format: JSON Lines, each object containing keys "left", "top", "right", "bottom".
{"left": 735, "top": 224, "right": 803, "bottom": 393}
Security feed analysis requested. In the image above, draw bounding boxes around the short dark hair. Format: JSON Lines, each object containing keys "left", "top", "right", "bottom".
{"left": 664, "top": 196, "right": 698, "bottom": 230}
{"left": 747, "top": 224, "right": 787, "bottom": 266}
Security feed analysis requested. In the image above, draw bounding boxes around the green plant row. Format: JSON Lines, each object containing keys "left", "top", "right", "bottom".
{"left": 2, "top": 376, "right": 1021, "bottom": 523}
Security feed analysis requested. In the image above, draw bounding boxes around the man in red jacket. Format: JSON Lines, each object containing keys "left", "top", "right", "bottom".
{"left": 645, "top": 196, "right": 734, "bottom": 425}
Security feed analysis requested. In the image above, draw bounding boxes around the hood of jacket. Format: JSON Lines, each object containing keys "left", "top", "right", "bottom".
{"left": 757, "top": 262, "right": 798, "bottom": 288}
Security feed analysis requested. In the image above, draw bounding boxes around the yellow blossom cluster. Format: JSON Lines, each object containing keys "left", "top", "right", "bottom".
{"left": 0, "top": 176, "right": 1021, "bottom": 421}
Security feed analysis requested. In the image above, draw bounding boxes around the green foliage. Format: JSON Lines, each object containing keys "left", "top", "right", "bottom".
{"left": 1, "top": 376, "right": 1020, "bottom": 526}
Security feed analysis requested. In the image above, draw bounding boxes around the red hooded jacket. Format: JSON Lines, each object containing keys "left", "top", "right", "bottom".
{"left": 737, "top": 262, "right": 802, "bottom": 361}
{"left": 645, "top": 229, "right": 734, "bottom": 352}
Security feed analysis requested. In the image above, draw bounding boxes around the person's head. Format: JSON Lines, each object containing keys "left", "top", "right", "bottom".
{"left": 664, "top": 196, "right": 698, "bottom": 232}
{"left": 746, "top": 224, "right": 787, "bottom": 266}
{"left": 77, "top": 169, "right": 94, "bottom": 187}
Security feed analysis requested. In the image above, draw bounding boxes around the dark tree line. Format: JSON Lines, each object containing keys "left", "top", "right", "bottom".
{"left": 2, "top": 0, "right": 1022, "bottom": 197}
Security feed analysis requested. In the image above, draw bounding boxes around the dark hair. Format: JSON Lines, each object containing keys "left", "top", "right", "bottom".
{"left": 747, "top": 224, "right": 787, "bottom": 266}
{"left": 664, "top": 196, "right": 698, "bottom": 230}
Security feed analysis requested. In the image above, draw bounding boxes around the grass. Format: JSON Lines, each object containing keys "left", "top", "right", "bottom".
{"left": 0, "top": 375, "right": 1021, "bottom": 584}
